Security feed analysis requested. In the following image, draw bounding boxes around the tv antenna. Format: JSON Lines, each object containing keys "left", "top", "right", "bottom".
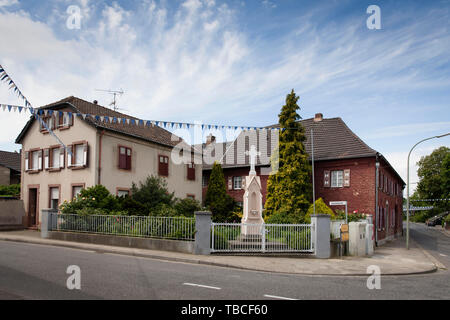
{"left": 95, "top": 89, "right": 125, "bottom": 111}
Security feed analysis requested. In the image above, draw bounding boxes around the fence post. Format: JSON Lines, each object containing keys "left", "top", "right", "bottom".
{"left": 194, "top": 211, "right": 212, "bottom": 255}
{"left": 41, "top": 209, "right": 58, "bottom": 239}
{"left": 311, "top": 214, "right": 331, "bottom": 259}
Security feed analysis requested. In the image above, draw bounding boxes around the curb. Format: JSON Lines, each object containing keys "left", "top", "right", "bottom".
{"left": 0, "top": 235, "right": 438, "bottom": 277}
{"left": 410, "top": 238, "right": 447, "bottom": 270}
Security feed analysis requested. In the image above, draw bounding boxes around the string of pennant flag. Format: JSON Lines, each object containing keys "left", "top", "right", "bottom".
{"left": 0, "top": 64, "right": 282, "bottom": 133}
{"left": 0, "top": 102, "right": 281, "bottom": 132}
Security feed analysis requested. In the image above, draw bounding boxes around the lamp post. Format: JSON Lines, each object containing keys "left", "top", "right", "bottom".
{"left": 406, "top": 132, "right": 450, "bottom": 249}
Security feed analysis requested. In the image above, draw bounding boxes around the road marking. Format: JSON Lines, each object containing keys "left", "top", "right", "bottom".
{"left": 264, "top": 294, "right": 298, "bottom": 300}
{"left": 439, "top": 254, "right": 447, "bottom": 257}
{"left": 183, "top": 283, "right": 221, "bottom": 290}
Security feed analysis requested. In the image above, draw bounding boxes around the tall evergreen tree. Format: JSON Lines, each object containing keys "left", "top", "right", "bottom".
{"left": 205, "top": 161, "right": 236, "bottom": 222}
{"left": 264, "top": 90, "right": 312, "bottom": 223}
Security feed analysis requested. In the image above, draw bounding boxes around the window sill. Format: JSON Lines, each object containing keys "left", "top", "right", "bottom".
{"left": 69, "top": 165, "right": 87, "bottom": 170}
{"left": 27, "top": 170, "right": 40, "bottom": 174}
{"left": 58, "top": 126, "right": 70, "bottom": 131}
{"left": 48, "top": 168, "right": 62, "bottom": 172}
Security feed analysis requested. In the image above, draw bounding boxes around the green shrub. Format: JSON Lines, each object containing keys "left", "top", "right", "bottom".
{"left": 174, "top": 198, "right": 202, "bottom": 217}
{"left": 305, "top": 198, "right": 334, "bottom": 223}
{"left": 0, "top": 184, "right": 20, "bottom": 197}
{"left": 131, "top": 175, "right": 175, "bottom": 214}
{"left": 60, "top": 185, "right": 120, "bottom": 215}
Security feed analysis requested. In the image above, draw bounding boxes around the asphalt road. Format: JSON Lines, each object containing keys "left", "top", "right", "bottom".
{"left": 0, "top": 238, "right": 449, "bottom": 300}
{"left": 409, "top": 222, "right": 450, "bottom": 269}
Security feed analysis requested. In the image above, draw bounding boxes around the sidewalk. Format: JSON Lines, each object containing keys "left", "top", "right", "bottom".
{"left": 0, "top": 230, "right": 438, "bottom": 276}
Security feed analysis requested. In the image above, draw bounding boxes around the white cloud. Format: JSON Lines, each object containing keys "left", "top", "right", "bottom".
{"left": 0, "top": 0, "right": 18, "bottom": 7}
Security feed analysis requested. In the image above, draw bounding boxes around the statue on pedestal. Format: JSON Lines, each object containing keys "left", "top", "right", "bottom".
{"left": 242, "top": 145, "right": 264, "bottom": 235}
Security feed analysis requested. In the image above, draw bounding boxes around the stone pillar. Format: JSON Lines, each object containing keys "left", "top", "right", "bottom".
{"left": 41, "top": 209, "right": 58, "bottom": 239}
{"left": 311, "top": 214, "right": 331, "bottom": 259}
{"left": 194, "top": 211, "right": 212, "bottom": 255}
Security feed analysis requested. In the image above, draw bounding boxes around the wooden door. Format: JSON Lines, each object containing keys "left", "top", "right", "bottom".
{"left": 28, "top": 188, "right": 37, "bottom": 226}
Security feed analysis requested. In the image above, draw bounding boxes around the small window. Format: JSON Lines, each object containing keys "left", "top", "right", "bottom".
{"left": 202, "top": 175, "right": 209, "bottom": 188}
{"left": 331, "top": 170, "right": 344, "bottom": 188}
{"left": 119, "top": 146, "right": 132, "bottom": 170}
{"left": 51, "top": 147, "right": 60, "bottom": 169}
{"left": 159, "top": 155, "right": 169, "bottom": 176}
{"left": 117, "top": 189, "right": 130, "bottom": 198}
{"left": 186, "top": 194, "right": 195, "bottom": 200}
{"left": 50, "top": 187, "right": 59, "bottom": 210}
{"left": 72, "top": 186, "right": 83, "bottom": 199}
{"left": 187, "top": 163, "right": 195, "bottom": 180}
{"left": 233, "top": 176, "right": 242, "bottom": 190}
{"left": 31, "top": 150, "right": 40, "bottom": 170}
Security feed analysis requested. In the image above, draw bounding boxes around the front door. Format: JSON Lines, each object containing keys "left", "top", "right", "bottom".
{"left": 28, "top": 188, "right": 38, "bottom": 227}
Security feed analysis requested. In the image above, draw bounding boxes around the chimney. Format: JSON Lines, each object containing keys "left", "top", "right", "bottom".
{"left": 93, "top": 100, "right": 98, "bottom": 105}
{"left": 206, "top": 134, "right": 216, "bottom": 145}
{"left": 314, "top": 113, "right": 323, "bottom": 122}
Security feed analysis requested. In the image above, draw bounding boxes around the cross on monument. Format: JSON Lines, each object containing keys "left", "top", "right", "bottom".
{"left": 246, "top": 145, "right": 261, "bottom": 175}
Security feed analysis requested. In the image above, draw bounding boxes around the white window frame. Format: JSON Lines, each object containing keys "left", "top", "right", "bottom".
{"left": 331, "top": 170, "right": 344, "bottom": 188}
{"left": 233, "top": 176, "right": 242, "bottom": 190}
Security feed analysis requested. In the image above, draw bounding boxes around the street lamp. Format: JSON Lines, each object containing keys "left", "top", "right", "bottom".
{"left": 406, "top": 132, "right": 450, "bottom": 249}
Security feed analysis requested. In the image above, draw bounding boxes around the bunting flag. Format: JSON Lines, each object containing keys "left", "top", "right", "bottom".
{"left": 0, "top": 64, "right": 284, "bottom": 133}
{"left": 0, "top": 101, "right": 283, "bottom": 133}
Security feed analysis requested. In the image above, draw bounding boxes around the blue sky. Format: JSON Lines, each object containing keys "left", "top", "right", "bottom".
{"left": 0, "top": 0, "right": 449, "bottom": 190}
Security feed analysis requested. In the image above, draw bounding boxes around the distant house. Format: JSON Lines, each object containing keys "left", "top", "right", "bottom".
{"left": 16, "top": 96, "right": 202, "bottom": 228}
{"left": 0, "top": 150, "right": 21, "bottom": 185}
{"left": 201, "top": 113, "right": 405, "bottom": 245}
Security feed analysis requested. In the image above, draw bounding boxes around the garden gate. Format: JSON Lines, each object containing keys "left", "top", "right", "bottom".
{"left": 210, "top": 222, "right": 314, "bottom": 253}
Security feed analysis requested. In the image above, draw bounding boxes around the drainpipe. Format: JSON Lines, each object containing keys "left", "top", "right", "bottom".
{"left": 375, "top": 155, "right": 380, "bottom": 247}
{"left": 98, "top": 130, "right": 105, "bottom": 185}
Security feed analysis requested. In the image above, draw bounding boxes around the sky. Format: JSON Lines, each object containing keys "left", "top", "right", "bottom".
{"left": 0, "top": 0, "right": 449, "bottom": 194}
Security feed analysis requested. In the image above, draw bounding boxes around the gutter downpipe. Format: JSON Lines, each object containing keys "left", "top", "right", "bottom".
{"left": 375, "top": 154, "right": 380, "bottom": 247}
{"left": 98, "top": 130, "right": 105, "bottom": 185}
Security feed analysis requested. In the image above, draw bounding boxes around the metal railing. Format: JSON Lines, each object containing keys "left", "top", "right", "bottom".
{"left": 211, "top": 222, "right": 313, "bottom": 253}
{"left": 51, "top": 213, "right": 195, "bottom": 241}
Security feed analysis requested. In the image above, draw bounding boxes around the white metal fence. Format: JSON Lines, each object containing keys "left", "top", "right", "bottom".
{"left": 211, "top": 222, "right": 313, "bottom": 253}
{"left": 50, "top": 213, "right": 195, "bottom": 241}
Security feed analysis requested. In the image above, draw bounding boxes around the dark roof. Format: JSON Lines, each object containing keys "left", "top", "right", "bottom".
{"left": 16, "top": 96, "right": 187, "bottom": 149}
{"left": 201, "top": 116, "right": 405, "bottom": 185}
{"left": 0, "top": 150, "right": 21, "bottom": 172}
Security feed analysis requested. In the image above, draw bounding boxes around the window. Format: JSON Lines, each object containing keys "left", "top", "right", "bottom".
{"left": 119, "top": 146, "right": 132, "bottom": 170}
{"left": 159, "top": 155, "right": 169, "bottom": 176}
{"left": 117, "top": 189, "right": 130, "bottom": 198}
{"left": 58, "top": 112, "right": 70, "bottom": 128}
{"left": 233, "top": 176, "right": 242, "bottom": 190}
{"left": 202, "top": 175, "right": 209, "bottom": 188}
{"left": 49, "top": 187, "right": 59, "bottom": 210}
{"left": 30, "top": 150, "right": 42, "bottom": 171}
{"left": 186, "top": 194, "right": 195, "bottom": 200}
{"left": 68, "top": 142, "right": 88, "bottom": 168}
{"left": 72, "top": 185, "right": 83, "bottom": 199}
{"left": 187, "top": 163, "right": 195, "bottom": 180}
{"left": 331, "top": 170, "right": 344, "bottom": 187}
{"left": 51, "top": 147, "right": 60, "bottom": 168}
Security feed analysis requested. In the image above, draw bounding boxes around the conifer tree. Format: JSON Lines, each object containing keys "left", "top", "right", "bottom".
{"left": 264, "top": 90, "right": 312, "bottom": 223}
{"left": 205, "top": 161, "right": 236, "bottom": 222}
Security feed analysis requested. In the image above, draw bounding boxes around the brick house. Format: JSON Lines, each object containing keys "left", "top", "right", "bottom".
{"left": 0, "top": 150, "right": 21, "bottom": 186}
{"left": 16, "top": 96, "right": 202, "bottom": 228}
{"left": 202, "top": 113, "right": 405, "bottom": 245}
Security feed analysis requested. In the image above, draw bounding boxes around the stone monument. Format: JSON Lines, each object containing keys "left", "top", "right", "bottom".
{"left": 241, "top": 145, "right": 264, "bottom": 235}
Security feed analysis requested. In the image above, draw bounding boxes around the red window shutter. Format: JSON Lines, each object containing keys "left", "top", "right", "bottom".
{"left": 187, "top": 163, "right": 195, "bottom": 180}
{"left": 324, "top": 170, "right": 330, "bottom": 187}
{"left": 126, "top": 148, "right": 131, "bottom": 170}
{"left": 119, "top": 147, "right": 126, "bottom": 169}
